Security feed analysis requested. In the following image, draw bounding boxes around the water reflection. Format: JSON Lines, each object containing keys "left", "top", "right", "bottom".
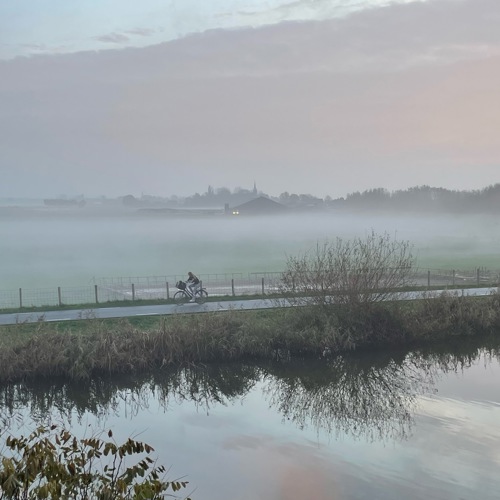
{"left": 1, "top": 338, "right": 499, "bottom": 445}
{"left": 260, "top": 353, "right": 434, "bottom": 442}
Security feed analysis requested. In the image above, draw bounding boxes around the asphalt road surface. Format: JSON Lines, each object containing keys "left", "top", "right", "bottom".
{"left": 0, "top": 298, "right": 278, "bottom": 326}
{"left": 0, "top": 288, "right": 497, "bottom": 326}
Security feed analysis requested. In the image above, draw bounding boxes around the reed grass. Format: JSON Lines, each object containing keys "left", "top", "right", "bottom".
{"left": 1, "top": 293, "right": 500, "bottom": 383}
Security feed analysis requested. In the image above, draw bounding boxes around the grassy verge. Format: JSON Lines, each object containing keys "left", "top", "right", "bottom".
{"left": 1, "top": 291, "right": 500, "bottom": 384}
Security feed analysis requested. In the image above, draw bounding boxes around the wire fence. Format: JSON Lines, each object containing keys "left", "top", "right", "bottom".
{"left": 0, "top": 268, "right": 499, "bottom": 310}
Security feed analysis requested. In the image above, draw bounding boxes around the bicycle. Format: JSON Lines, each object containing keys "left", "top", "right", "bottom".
{"left": 174, "top": 280, "right": 208, "bottom": 305}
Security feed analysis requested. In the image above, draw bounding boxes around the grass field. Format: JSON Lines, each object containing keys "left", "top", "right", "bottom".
{"left": 2, "top": 210, "right": 500, "bottom": 290}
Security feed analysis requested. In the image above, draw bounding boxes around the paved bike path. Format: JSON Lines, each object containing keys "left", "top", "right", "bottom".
{"left": 0, "top": 298, "right": 278, "bottom": 326}
{"left": 0, "top": 287, "right": 497, "bottom": 326}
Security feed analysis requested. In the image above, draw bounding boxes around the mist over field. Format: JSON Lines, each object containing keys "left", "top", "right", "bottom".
{"left": 2, "top": 206, "right": 500, "bottom": 290}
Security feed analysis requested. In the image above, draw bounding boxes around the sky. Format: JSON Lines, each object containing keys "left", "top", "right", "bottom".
{"left": 1, "top": 0, "right": 499, "bottom": 199}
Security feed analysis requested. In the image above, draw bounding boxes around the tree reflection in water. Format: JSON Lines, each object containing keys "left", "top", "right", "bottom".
{"left": 259, "top": 352, "right": 437, "bottom": 442}
{"left": 1, "top": 338, "right": 499, "bottom": 444}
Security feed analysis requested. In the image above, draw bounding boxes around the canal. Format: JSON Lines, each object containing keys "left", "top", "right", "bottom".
{"left": 1, "top": 337, "right": 499, "bottom": 499}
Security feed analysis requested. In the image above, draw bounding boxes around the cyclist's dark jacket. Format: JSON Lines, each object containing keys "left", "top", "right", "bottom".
{"left": 188, "top": 274, "right": 199, "bottom": 285}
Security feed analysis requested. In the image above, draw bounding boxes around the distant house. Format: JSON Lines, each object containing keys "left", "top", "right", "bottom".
{"left": 231, "top": 196, "right": 287, "bottom": 216}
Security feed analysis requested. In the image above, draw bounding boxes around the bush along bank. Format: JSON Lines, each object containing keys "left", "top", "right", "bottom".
{"left": 1, "top": 291, "right": 500, "bottom": 384}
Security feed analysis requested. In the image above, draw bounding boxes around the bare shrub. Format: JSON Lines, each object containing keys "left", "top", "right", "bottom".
{"left": 279, "top": 231, "right": 415, "bottom": 307}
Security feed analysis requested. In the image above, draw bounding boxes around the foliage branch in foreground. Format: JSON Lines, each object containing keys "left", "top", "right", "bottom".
{"left": 0, "top": 425, "right": 190, "bottom": 499}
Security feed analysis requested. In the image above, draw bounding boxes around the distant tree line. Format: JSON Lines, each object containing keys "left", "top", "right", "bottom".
{"left": 338, "top": 184, "right": 500, "bottom": 213}
{"left": 179, "top": 186, "right": 326, "bottom": 209}
{"left": 182, "top": 185, "right": 259, "bottom": 207}
{"left": 276, "top": 184, "right": 500, "bottom": 213}
{"left": 122, "top": 183, "right": 500, "bottom": 213}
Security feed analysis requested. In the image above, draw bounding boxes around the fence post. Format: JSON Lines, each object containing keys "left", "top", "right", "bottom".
{"left": 19, "top": 288, "right": 22, "bottom": 308}
{"left": 292, "top": 277, "right": 295, "bottom": 292}
{"left": 231, "top": 279, "right": 235, "bottom": 297}
{"left": 262, "top": 277, "right": 265, "bottom": 296}
{"left": 477, "top": 268, "right": 480, "bottom": 286}
{"left": 132, "top": 283, "right": 135, "bottom": 301}
{"left": 427, "top": 270, "right": 430, "bottom": 288}
{"left": 452, "top": 270, "right": 455, "bottom": 287}
{"left": 95, "top": 284, "right": 99, "bottom": 304}
{"left": 58, "top": 286, "right": 62, "bottom": 306}
{"left": 166, "top": 282, "right": 170, "bottom": 300}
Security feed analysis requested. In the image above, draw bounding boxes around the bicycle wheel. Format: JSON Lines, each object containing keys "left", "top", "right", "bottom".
{"left": 195, "top": 289, "right": 208, "bottom": 304}
{"left": 174, "top": 291, "right": 188, "bottom": 305}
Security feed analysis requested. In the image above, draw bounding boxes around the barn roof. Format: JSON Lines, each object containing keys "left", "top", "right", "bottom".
{"left": 232, "top": 196, "right": 287, "bottom": 214}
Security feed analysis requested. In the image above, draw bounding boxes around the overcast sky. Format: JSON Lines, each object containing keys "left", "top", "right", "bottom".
{"left": 1, "top": 0, "right": 499, "bottom": 199}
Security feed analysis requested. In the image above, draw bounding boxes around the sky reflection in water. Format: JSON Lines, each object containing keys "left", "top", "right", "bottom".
{"left": 1, "top": 341, "right": 499, "bottom": 500}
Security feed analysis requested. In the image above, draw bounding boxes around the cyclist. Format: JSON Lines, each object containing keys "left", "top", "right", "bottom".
{"left": 186, "top": 272, "right": 200, "bottom": 302}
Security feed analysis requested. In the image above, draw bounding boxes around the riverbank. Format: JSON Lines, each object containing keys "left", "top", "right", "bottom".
{"left": 1, "top": 291, "right": 500, "bottom": 383}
